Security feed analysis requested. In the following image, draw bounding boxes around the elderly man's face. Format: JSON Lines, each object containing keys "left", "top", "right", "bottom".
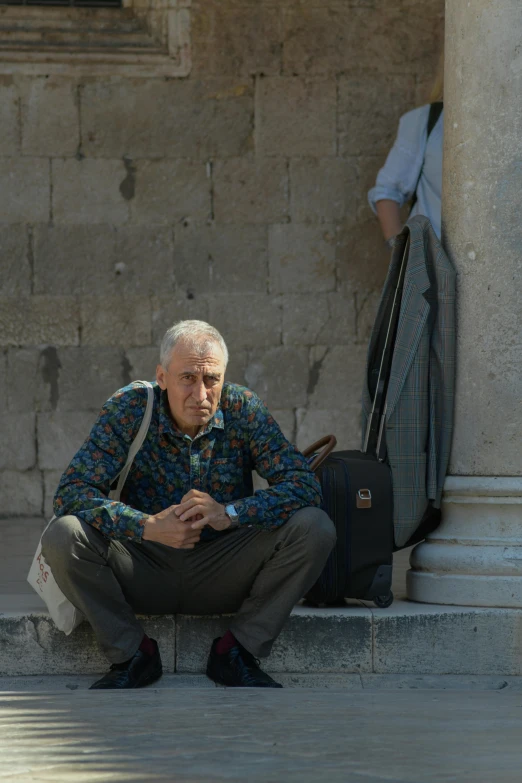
{"left": 156, "top": 340, "right": 226, "bottom": 438}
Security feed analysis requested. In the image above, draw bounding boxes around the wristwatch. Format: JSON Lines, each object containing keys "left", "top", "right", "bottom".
{"left": 225, "top": 503, "right": 240, "bottom": 528}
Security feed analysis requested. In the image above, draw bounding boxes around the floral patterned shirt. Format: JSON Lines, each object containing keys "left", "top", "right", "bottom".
{"left": 54, "top": 381, "right": 322, "bottom": 542}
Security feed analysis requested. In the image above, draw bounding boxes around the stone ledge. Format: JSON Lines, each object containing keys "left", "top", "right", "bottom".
{"left": 175, "top": 605, "right": 373, "bottom": 674}
{"left": 2, "top": 600, "right": 522, "bottom": 677}
{"left": 0, "top": 612, "right": 176, "bottom": 676}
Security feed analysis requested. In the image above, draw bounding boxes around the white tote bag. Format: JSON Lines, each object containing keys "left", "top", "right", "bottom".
{"left": 27, "top": 381, "right": 154, "bottom": 635}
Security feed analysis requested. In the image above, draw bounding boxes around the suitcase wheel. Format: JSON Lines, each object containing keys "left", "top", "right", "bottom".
{"left": 373, "top": 591, "right": 394, "bottom": 609}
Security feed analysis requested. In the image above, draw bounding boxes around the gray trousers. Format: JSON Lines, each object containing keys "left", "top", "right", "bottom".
{"left": 42, "top": 508, "right": 336, "bottom": 664}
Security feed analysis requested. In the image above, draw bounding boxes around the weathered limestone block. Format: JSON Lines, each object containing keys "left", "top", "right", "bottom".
{"left": 0, "top": 413, "right": 36, "bottom": 471}
{"left": 307, "top": 344, "right": 367, "bottom": 411}
{"left": 175, "top": 606, "right": 373, "bottom": 673}
{"left": 0, "top": 225, "right": 31, "bottom": 296}
{"left": 113, "top": 226, "right": 176, "bottom": 294}
{"left": 0, "top": 77, "right": 19, "bottom": 155}
{"left": 208, "top": 295, "right": 281, "bottom": 348}
{"left": 34, "top": 225, "right": 115, "bottom": 295}
{"left": 257, "top": 77, "right": 336, "bottom": 157}
{"left": 245, "top": 346, "right": 309, "bottom": 409}
{"left": 213, "top": 158, "right": 289, "bottom": 224}
{"left": 373, "top": 604, "right": 522, "bottom": 675}
{"left": 281, "top": 3, "right": 443, "bottom": 77}
{"left": 282, "top": 293, "right": 356, "bottom": 346}
{"left": 415, "top": 75, "right": 437, "bottom": 107}
{"left": 57, "top": 347, "right": 127, "bottom": 411}
{"left": 290, "top": 157, "right": 357, "bottom": 224}
{"left": 79, "top": 296, "right": 151, "bottom": 347}
{"left": 296, "top": 407, "right": 361, "bottom": 452}
{"left": 338, "top": 73, "right": 415, "bottom": 157}
{"left": 175, "top": 223, "right": 269, "bottom": 295}
{"left": 0, "top": 470, "right": 43, "bottom": 516}
{"left": 209, "top": 223, "right": 269, "bottom": 292}
{"left": 6, "top": 348, "right": 55, "bottom": 413}
{"left": 269, "top": 224, "right": 337, "bottom": 294}
{"left": 37, "top": 411, "right": 97, "bottom": 471}
{"left": 223, "top": 349, "right": 249, "bottom": 388}
{"left": 21, "top": 77, "right": 79, "bottom": 157}
{"left": 267, "top": 606, "right": 372, "bottom": 673}
{"left": 130, "top": 160, "right": 210, "bottom": 225}
{"left": 80, "top": 79, "right": 253, "bottom": 159}
{"left": 282, "top": 4, "right": 357, "bottom": 77}
{"left": 173, "top": 224, "right": 213, "bottom": 296}
{"left": 191, "top": 1, "right": 281, "bottom": 77}
{"left": 33, "top": 225, "right": 175, "bottom": 296}
{"left": 151, "top": 295, "right": 209, "bottom": 344}
{"left": 0, "top": 615, "right": 175, "bottom": 676}
{"left": 0, "top": 159, "right": 50, "bottom": 222}
{"left": 337, "top": 216, "right": 390, "bottom": 291}
{"left": 52, "top": 158, "right": 130, "bottom": 224}
{"left": 0, "top": 297, "right": 79, "bottom": 347}
{"left": 125, "top": 347, "right": 159, "bottom": 383}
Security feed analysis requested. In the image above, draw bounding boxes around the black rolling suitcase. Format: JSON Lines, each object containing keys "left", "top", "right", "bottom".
{"left": 303, "top": 438, "right": 394, "bottom": 608}
{"left": 303, "top": 237, "right": 412, "bottom": 609}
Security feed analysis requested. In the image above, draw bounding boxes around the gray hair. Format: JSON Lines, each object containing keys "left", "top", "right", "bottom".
{"left": 160, "top": 320, "right": 229, "bottom": 369}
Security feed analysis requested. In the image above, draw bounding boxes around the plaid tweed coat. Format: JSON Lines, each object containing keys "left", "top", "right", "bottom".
{"left": 362, "top": 215, "right": 457, "bottom": 548}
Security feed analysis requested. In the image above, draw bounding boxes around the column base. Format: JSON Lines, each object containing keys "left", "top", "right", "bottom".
{"left": 407, "top": 477, "right": 522, "bottom": 608}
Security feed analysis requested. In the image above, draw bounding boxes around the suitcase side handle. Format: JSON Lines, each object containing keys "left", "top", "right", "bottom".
{"left": 301, "top": 434, "right": 337, "bottom": 472}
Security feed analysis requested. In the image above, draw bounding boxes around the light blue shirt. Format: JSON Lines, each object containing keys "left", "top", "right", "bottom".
{"left": 368, "top": 104, "right": 443, "bottom": 239}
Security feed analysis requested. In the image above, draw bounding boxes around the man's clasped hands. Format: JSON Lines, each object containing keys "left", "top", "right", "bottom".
{"left": 142, "top": 489, "right": 231, "bottom": 549}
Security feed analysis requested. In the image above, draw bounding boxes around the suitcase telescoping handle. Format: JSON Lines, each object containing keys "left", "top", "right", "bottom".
{"left": 363, "top": 233, "right": 410, "bottom": 459}
{"left": 301, "top": 435, "right": 337, "bottom": 472}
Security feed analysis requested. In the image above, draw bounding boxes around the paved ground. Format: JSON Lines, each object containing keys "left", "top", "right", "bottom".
{"left": 1, "top": 684, "right": 522, "bottom": 782}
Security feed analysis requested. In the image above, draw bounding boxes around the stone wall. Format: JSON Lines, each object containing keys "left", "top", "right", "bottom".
{"left": 0, "top": 0, "right": 444, "bottom": 521}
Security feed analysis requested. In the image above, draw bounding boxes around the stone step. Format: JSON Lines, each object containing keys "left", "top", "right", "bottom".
{"left": 2, "top": 600, "right": 522, "bottom": 677}
{"left": 2, "top": 673, "right": 522, "bottom": 692}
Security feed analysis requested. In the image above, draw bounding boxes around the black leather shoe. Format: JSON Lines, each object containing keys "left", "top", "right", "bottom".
{"left": 89, "top": 639, "right": 162, "bottom": 690}
{"left": 206, "top": 637, "right": 283, "bottom": 688}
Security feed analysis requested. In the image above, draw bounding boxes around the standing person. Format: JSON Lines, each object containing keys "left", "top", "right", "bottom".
{"left": 42, "top": 320, "right": 336, "bottom": 690}
{"left": 368, "top": 54, "right": 444, "bottom": 242}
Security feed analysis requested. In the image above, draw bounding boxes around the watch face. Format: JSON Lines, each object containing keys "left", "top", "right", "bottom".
{"left": 226, "top": 504, "right": 238, "bottom": 520}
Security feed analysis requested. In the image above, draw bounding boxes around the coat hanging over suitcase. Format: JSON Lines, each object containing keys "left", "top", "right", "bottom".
{"left": 362, "top": 216, "right": 456, "bottom": 547}
{"left": 303, "top": 218, "right": 456, "bottom": 605}
{"left": 302, "top": 234, "right": 413, "bottom": 608}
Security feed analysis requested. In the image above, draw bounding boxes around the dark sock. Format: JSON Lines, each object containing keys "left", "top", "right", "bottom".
{"left": 139, "top": 634, "right": 156, "bottom": 657}
{"left": 215, "top": 630, "right": 238, "bottom": 656}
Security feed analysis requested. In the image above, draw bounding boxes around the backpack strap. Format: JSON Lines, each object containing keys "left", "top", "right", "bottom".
{"left": 409, "top": 101, "right": 443, "bottom": 214}
{"left": 109, "top": 381, "right": 155, "bottom": 502}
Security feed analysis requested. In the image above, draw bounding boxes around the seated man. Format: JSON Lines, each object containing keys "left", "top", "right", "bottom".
{"left": 43, "top": 320, "right": 336, "bottom": 690}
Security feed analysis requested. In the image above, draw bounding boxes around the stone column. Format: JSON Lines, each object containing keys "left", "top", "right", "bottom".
{"left": 407, "top": 0, "right": 522, "bottom": 606}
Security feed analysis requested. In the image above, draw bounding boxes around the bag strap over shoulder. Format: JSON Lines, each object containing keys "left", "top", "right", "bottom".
{"left": 409, "top": 101, "right": 443, "bottom": 215}
{"left": 109, "top": 381, "right": 154, "bottom": 502}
